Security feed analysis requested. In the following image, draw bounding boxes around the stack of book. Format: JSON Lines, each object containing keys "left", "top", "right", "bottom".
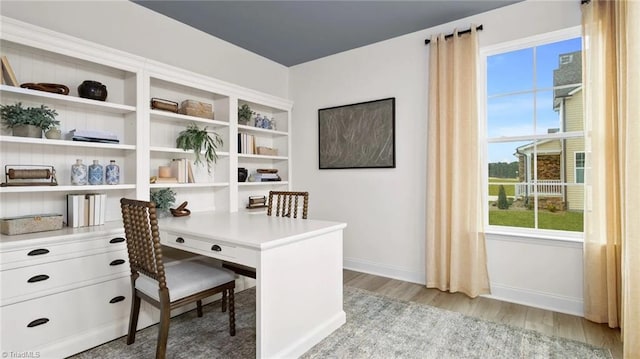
{"left": 169, "top": 158, "right": 195, "bottom": 183}
{"left": 238, "top": 133, "right": 256, "bottom": 154}
{"left": 253, "top": 169, "right": 281, "bottom": 182}
{"left": 68, "top": 129, "right": 119, "bottom": 144}
{"left": 67, "top": 193, "right": 106, "bottom": 228}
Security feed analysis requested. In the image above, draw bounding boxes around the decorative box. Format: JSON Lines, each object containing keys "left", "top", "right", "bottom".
{"left": 151, "top": 98, "right": 179, "bottom": 113}
{"left": 256, "top": 146, "right": 278, "bottom": 156}
{"left": 0, "top": 214, "right": 64, "bottom": 235}
{"left": 179, "top": 100, "right": 214, "bottom": 119}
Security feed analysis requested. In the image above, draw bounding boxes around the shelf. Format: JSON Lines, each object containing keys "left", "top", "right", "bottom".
{"left": 149, "top": 109, "right": 229, "bottom": 127}
{"left": 0, "top": 85, "right": 136, "bottom": 114}
{"left": 237, "top": 153, "right": 288, "bottom": 161}
{"left": 150, "top": 182, "right": 229, "bottom": 189}
{"left": 238, "top": 124, "right": 288, "bottom": 136}
{"left": 149, "top": 146, "right": 230, "bottom": 157}
{"left": 0, "top": 184, "right": 136, "bottom": 193}
{"left": 238, "top": 181, "right": 289, "bottom": 187}
{"left": 0, "top": 136, "right": 135, "bottom": 150}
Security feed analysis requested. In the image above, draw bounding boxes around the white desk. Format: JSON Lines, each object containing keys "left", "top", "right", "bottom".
{"left": 158, "top": 211, "right": 347, "bottom": 358}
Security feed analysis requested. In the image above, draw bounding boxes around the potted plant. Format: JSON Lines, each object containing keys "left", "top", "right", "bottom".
{"left": 238, "top": 104, "right": 254, "bottom": 125}
{"left": 0, "top": 102, "right": 60, "bottom": 138}
{"left": 175, "top": 123, "right": 223, "bottom": 173}
{"left": 150, "top": 188, "right": 176, "bottom": 217}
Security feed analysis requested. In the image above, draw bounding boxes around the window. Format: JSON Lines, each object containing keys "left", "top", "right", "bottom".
{"left": 575, "top": 152, "right": 585, "bottom": 184}
{"left": 484, "top": 30, "right": 585, "bottom": 234}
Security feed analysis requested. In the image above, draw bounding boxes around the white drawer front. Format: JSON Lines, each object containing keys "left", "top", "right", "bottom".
{"left": 0, "top": 234, "right": 126, "bottom": 270}
{"left": 1, "top": 249, "right": 129, "bottom": 302}
{"left": 0, "top": 276, "right": 130, "bottom": 352}
{"left": 160, "top": 230, "right": 257, "bottom": 267}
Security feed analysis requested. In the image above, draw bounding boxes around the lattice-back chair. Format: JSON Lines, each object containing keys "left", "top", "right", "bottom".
{"left": 120, "top": 198, "right": 236, "bottom": 359}
{"left": 223, "top": 191, "right": 309, "bottom": 279}
{"left": 267, "top": 191, "right": 309, "bottom": 219}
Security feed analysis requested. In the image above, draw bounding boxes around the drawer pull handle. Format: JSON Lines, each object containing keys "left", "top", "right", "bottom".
{"left": 109, "top": 296, "right": 126, "bottom": 304}
{"left": 211, "top": 245, "right": 222, "bottom": 252}
{"left": 27, "top": 318, "right": 49, "bottom": 328}
{"left": 110, "top": 259, "right": 126, "bottom": 266}
{"left": 27, "top": 274, "right": 50, "bottom": 283}
{"left": 176, "top": 237, "right": 185, "bottom": 244}
{"left": 110, "top": 237, "right": 125, "bottom": 244}
{"left": 27, "top": 248, "right": 50, "bottom": 256}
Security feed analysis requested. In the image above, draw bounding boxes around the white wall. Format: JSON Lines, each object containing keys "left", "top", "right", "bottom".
{"left": 0, "top": 0, "right": 289, "bottom": 98}
{"left": 290, "top": 0, "right": 585, "bottom": 315}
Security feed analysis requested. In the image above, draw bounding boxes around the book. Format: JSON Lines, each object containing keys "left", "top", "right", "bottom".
{"left": 87, "top": 194, "right": 95, "bottom": 226}
{"left": 99, "top": 194, "right": 107, "bottom": 225}
{"left": 187, "top": 160, "right": 195, "bottom": 183}
{"left": 170, "top": 159, "right": 186, "bottom": 183}
{"left": 93, "top": 194, "right": 101, "bottom": 225}
{"left": 155, "top": 177, "right": 178, "bottom": 183}
{"left": 67, "top": 194, "right": 79, "bottom": 228}
{"left": 1, "top": 56, "right": 18, "bottom": 86}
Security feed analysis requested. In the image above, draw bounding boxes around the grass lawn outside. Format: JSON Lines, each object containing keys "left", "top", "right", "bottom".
{"left": 488, "top": 177, "right": 518, "bottom": 197}
{"left": 489, "top": 209, "right": 584, "bottom": 232}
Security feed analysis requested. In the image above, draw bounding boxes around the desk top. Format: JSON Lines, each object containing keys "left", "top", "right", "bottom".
{"left": 158, "top": 211, "right": 347, "bottom": 250}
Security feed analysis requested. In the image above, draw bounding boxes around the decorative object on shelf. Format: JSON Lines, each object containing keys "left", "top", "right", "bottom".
{"left": 1, "top": 165, "right": 57, "bottom": 187}
{"left": 158, "top": 166, "right": 172, "bottom": 178}
{"left": 77, "top": 80, "right": 107, "bottom": 101}
{"left": 170, "top": 201, "right": 191, "bottom": 217}
{"left": 0, "top": 213, "right": 63, "bottom": 235}
{"left": 68, "top": 128, "right": 119, "bottom": 143}
{"left": 150, "top": 188, "right": 176, "bottom": 217}
{"left": 238, "top": 104, "right": 254, "bottom": 125}
{"left": 269, "top": 117, "right": 277, "bottom": 130}
{"left": 254, "top": 114, "right": 264, "bottom": 128}
{"left": 70, "top": 159, "right": 88, "bottom": 185}
{"left": 252, "top": 168, "right": 281, "bottom": 182}
{"left": 44, "top": 126, "right": 62, "bottom": 139}
{"left": 256, "top": 146, "right": 278, "bottom": 156}
{"left": 238, "top": 167, "right": 248, "bottom": 182}
{"left": 175, "top": 123, "right": 223, "bottom": 174}
{"left": 88, "top": 160, "right": 104, "bottom": 185}
{"left": 0, "top": 102, "right": 59, "bottom": 138}
{"left": 105, "top": 160, "right": 120, "bottom": 185}
{"left": 1, "top": 55, "right": 18, "bottom": 86}
{"left": 150, "top": 97, "right": 179, "bottom": 113}
{"left": 20, "top": 82, "right": 70, "bottom": 95}
{"left": 179, "top": 99, "right": 213, "bottom": 119}
{"left": 319, "top": 97, "right": 396, "bottom": 169}
{"left": 246, "top": 195, "right": 267, "bottom": 209}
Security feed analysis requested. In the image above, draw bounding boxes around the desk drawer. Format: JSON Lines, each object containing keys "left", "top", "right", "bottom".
{"left": 0, "top": 276, "right": 130, "bottom": 352}
{"left": 159, "top": 231, "right": 257, "bottom": 267}
{"left": 1, "top": 249, "right": 129, "bottom": 302}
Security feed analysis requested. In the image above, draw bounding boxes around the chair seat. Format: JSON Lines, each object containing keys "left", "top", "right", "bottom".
{"left": 136, "top": 259, "right": 235, "bottom": 302}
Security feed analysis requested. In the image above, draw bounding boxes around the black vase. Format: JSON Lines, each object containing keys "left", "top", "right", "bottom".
{"left": 238, "top": 168, "right": 248, "bottom": 182}
{"left": 78, "top": 80, "right": 107, "bottom": 101}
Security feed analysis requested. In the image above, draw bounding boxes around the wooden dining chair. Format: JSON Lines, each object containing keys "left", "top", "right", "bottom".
{"left": 223, "top": 191, "right": 309, "bottom": 279}
{"left": 120, "top": 198, "right": 236, "bottom": 359}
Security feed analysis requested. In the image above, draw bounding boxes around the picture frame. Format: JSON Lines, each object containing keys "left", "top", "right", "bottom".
{"left": 318, "top": 97, "right": 395, "bottom": 169}
{"left": 1, "top": 56, "right": 18, "bottom": 86}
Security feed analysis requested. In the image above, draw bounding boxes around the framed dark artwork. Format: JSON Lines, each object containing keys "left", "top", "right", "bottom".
{"left": 318, "top": 97, "right": 396, "bottom": 169}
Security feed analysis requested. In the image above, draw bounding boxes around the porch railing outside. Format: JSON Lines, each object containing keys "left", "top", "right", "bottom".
{"left": 515, "top": 180, "right": 563, "bottom": 197}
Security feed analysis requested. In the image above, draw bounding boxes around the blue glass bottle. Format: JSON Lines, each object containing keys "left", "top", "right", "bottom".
{"left": 88, "top": 160, "right": 104, "bottom": 185}
{"left": 105, "top": 160, "right": 120, "bottom": 185}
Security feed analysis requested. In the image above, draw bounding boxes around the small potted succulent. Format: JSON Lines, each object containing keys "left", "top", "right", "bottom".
{"left": 238, "top": 104, "right": 254, "bottom": 126}
{"left": 0, "top": 102, "right": 60, "bottom": 138}
{"left": 175, "top": 123, "right": 223, "bottom": 173}
{"left": 150, "top": 188, "right": 176, "bottom": 217}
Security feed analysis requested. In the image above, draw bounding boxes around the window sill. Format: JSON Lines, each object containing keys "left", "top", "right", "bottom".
{"left": 485, "top": 226, "right": 584, "bottom": 245}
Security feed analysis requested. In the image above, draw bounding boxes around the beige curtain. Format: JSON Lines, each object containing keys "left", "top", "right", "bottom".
{"left": 425, "top": 27, "right": 490, "bottom": 298}
{"left": 582, "top": 1, "right": 639, "bottom": 357}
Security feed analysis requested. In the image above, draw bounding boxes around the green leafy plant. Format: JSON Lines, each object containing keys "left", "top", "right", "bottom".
{"left": 238, "top": 104, "right": 254, "bottom": 124}
{"left": 175, "top": 123, "right": 223, "bottom": 173}
{"left": 150, "top": 188, "right": 176, "bottom": 213}
{"left": 0, "top": 102, "right": 60, "bottom": 130}
{"left": 497, "top": 185, "right": 510, "bottom": 210}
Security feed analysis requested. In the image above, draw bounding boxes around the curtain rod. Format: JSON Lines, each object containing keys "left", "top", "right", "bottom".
{"left": 424, "top": 24, "right": 483, "bottom": 45}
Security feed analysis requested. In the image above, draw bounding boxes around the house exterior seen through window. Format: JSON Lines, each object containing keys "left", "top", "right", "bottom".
{"left": 485, "top": 35, "right": 585, "bottom": 233}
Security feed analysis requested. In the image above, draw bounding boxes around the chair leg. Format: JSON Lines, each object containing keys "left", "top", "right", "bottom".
{"left": 222, "top": 290, "right": 227, "bottom": 312}
{"left": 196, "top": 300, "right": 203, "bottom": 317}
{"left": 228, "top": 288, "right": 236, "bottom": 336}
{"left": 127, "top": 294, "right": 141, "bottom": 345}
{"left": 156, "top": 290, "right": 171, "bottom": 359}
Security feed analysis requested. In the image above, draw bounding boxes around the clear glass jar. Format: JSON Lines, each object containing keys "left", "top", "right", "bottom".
{"left": 71, "top": 159, "right": 87, "bottom": 185}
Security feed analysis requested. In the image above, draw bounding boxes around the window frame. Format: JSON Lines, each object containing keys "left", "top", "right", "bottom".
{"left": 575, "top": 151, "right": 585, "bottom": 184}
{"left": 480, "top": 26, "right": 584, "bottom": 241}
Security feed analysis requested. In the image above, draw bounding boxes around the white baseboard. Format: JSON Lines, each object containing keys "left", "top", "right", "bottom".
{"left": 485, "top": 282, "right": 584, "bottom": 316}
{"left": 343, "top": 257, "right": 425, "bottom": 285}
{"left": 275, "top": 310, "right": 346, "bottom": 359}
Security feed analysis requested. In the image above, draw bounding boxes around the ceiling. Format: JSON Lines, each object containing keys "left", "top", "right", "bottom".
{"left": 133, "top": 1, "right": 521, "bottom": 67}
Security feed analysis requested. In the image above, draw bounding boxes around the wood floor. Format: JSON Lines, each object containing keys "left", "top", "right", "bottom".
{"left": 343, "top": 270, "right": 623, "bottom": 359}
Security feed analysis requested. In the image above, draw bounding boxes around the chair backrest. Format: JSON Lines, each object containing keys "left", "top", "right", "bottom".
{"left": 267, "top": 191, "right": 309, "bottom": 219}
{"left": 120, "top": 198, "right": 167, "bottom": 289}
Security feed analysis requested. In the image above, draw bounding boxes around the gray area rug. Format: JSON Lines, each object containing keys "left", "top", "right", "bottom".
{"left": 71, "top": 287, "right": 611, "bottom": 359}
